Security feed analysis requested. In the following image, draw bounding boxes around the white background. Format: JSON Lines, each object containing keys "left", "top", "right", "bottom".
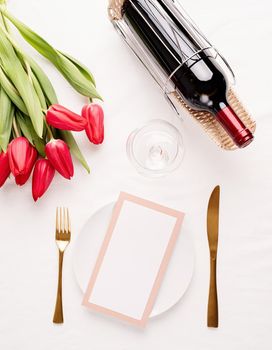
{"left": 0, "top": 0, "right": 272, "bottom": 349}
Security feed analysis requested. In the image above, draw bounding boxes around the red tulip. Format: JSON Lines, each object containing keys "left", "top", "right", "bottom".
{"left": 82, "top": 103, "right": 104, "bottom": 144}
{"left": 45, "top": 139, "right": 74, "bottom": 179}
{"left": 46, "top": 104, "right": 87, "bottom": 131}
{"left": 8, "top": 137, "right": 37, "bottom": 186}
{"left": 32, "top": 159, "right": 55, "bottom": 201}
{"left": 0, "top": 151, "right": 10, "bottom": 187}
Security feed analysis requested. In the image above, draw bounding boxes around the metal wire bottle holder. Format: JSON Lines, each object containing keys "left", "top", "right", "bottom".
{"left": 108, "top": 0, "right": 256, "bottom": 150}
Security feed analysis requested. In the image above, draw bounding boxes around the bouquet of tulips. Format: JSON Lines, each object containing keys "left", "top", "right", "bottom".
{"left": 0, "top": 0, "right": 105, "bottom": 201}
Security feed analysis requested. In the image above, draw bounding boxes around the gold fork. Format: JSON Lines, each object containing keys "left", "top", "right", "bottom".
{"left": 53, "top": 207, "right": 71, "bottom": 324}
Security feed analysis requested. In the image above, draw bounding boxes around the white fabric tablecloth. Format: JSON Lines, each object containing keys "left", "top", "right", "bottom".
{"left": 0, "top": 0, "right": 272, "bottom": 349}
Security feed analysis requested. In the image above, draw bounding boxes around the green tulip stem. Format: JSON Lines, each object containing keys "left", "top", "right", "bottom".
{"left": 44, "top": 120, "right": 53, "bottom": 140}
{"left": 42, "top": 109, "right": 54, "bottom": 141}
{"left": 25, "top": 61, "right": 32, "bottom": 79}
{"left": 12, "top": 116, "right": 20, "bottom": 138}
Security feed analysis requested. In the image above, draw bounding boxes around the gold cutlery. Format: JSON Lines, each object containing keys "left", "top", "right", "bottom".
{"left": 53, "top": 207, "right": 71, "bottom": 324}
{"left": 207, "top": 186, "right": 220, "bottom": 328}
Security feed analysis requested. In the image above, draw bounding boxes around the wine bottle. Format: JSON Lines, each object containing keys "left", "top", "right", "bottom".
{"left": 123, "top": 0, "right": 253, "bottom": 148}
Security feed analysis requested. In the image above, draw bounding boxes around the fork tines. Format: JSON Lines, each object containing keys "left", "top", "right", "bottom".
{"left": 56, "top": 207, "right": 71, "bottom": 240}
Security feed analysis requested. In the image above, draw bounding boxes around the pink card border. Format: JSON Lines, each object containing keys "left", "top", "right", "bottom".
{"left": 82, "top": 192, "right": 185, "bottom": 327}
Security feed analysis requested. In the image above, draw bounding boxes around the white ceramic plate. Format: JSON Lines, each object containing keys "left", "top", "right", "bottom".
{"left": 73, "top": 202, "right": 195, "bottom": 318}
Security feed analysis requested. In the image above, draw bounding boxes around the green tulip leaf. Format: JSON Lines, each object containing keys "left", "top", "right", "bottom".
{"left": 56, "top": 53, "right": 102, "bottom": 99}
{"left": 16, "top": 111, "right": 45, "bottom": 156}
{"left": 0, "top": 64, "right": 28, "bottom": 114}
{"left": 0, "top": 26, "right": 44, "bottom": 137}
{"left": 16, "top": 110, "right": 33, "bottom": 143}
{"left": 60, "top": 130, "right": 90, "bottom": 173}
{"left": 25, "top": 67, "right": 47, "bottom": 110}
{"left": 58, "top": 51, "right": 96, "bottom": 86}
{"left": 0, "top": 88, "right": 13, "bottom": 151}
{"left": 29, "top": 69, "right": 47, "bottom": 110}
{"left": 27, "top": 57, "right": 58, "bottom": 106}
{"left": 2, "top": 10, "right": 57, "bottom": 62}
{"left": 2, "top": 9, "right": 102, "bottom": 100}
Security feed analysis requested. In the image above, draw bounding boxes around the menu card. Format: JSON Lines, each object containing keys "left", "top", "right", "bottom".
{"left": 82, "top": 192, "right": 184, "bottom": 327}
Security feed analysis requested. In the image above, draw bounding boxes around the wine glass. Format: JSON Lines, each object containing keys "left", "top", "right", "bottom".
{"left": 126, "top": 119, "right": 184, "bottom": 177}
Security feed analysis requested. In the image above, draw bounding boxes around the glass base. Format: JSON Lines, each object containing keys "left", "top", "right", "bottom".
{"left": 126, "top": 119, "right": 184, "bottom": 177}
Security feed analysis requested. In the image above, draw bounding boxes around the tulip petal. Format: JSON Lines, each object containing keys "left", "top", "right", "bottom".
{"left": 15, "top": 173, "right": 30, "bottom": 186}
{"left": 8, "top": 138, "right": 29, "bottom": 176}
{"left": 32, "top": 159, "right": 55, "bottom": 201}
{"left": 46, "top": 105, "right": 87, "bottom": 131}
{"left": 8, "top": 137, "right": 37, "bottom": 185}
{"left": 0, "top": 151, "right": 10, "bottom": 187}
{"left": 45, "top": 139, "right": 74, "bottom": 179}
{"left": 82, "top": 103, "right": 104, "bottom": 145}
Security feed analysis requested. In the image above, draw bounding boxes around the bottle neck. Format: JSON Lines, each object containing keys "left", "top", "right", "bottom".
{"left": 213, "top": 101, "right": 254, "bottom": 148}
{"left": 213, "top": 99, "right": 229, "bottom": 112}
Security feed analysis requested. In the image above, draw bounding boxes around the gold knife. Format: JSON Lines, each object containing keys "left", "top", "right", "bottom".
{"left": 207, "top": 185, "right": 220, "bottom": 328}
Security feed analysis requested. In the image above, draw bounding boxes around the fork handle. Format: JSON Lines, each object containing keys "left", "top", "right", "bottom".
{"left": 53, "top": 251, "right": 64, "bottom": 324}
{"left": 207, "top": 257, "right": 218, "bottom": 328}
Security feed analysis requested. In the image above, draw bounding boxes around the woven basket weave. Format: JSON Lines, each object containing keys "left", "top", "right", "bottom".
{"left": 108, "top": 0, "right": 256, "bottom": 150}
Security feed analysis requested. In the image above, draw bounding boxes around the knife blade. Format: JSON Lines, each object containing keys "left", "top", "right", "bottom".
{"left": 207, "top": 185, "right": 220, "bottom": 328}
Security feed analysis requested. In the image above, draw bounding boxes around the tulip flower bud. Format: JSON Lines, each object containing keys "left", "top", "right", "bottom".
{"left": 46, "top": 104, "right": 87, "bottom": 131}
{"left": 32, "top": 159, "right": 55, "bottom": 201}
{"left": 82, "top": 103, "right": 104, "bottom": 145}
{"left": 0, "top": 151, "right": 10, "bottom": 187}
{"left": 8, "top": 137, "right": 37, "bottom": 186}
{"left": 45, "top": 139, "right": 74, "bottom": 179}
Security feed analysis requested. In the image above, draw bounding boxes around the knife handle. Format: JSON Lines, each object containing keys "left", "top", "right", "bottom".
{"left": 207, "top": 257, "right": 218, "bottom": 328}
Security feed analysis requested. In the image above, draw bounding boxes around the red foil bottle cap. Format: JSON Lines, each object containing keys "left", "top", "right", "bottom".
{"left": 216, "top": 106, "right": 254, "bottom": 148}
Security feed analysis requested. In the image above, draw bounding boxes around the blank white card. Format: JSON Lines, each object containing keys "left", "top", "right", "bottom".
{"left": 82, "top": 192, "right": 184, "bottom": 327}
